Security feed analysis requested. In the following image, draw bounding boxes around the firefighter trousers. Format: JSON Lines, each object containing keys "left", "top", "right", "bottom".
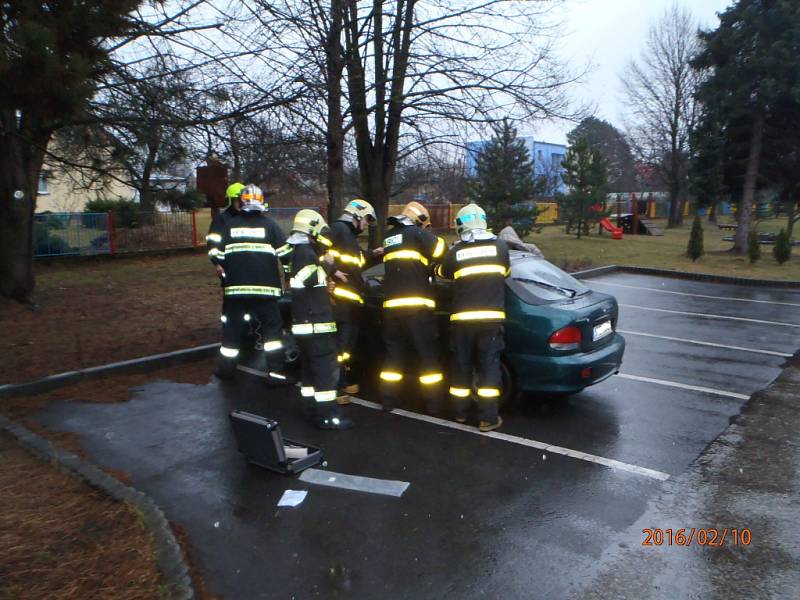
{"left": 296, "top": 334, "right": 342, "bottom": 419}
{"left": 449, "top": 322, "right": 504, "bottom": 423}
{"left": 334, "top": 301, "right": 359, "bottom": 386}
{"left": 218, "top": 298, "right": 285, "bottom": 377}
{"left": 380, "top": 309, "right": 443, "bottom": 413}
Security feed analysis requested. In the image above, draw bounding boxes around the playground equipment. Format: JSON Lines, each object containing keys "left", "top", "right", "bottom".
{"left": 599, "top": 217, "right": 624, "bottom": 240}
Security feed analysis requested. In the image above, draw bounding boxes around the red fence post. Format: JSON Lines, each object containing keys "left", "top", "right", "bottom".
{"left": 191, "top": 210, "right": 198, "bottom": 247}
{"left": 108, "top": 210, "right": 116, "bottom": 255}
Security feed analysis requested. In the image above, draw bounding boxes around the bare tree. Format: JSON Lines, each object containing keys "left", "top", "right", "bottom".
{"left": 621, "top": 3, "right": 700, "bottom": 227}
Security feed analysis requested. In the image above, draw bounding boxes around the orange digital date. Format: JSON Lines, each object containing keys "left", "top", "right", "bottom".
{"left": 642, "top": 528, "right": 751, "bottom": 547}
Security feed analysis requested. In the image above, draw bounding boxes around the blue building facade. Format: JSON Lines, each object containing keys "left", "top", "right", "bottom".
{"left": 465, "top": 138, "right": 568, "bottom": 197}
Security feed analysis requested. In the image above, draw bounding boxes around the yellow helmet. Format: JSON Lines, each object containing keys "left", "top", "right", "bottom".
{"left": 225, "top": 182, "right": 245, "bottom": 205}
{"left": 343, "top": 198, "right": 377, "bottom": 224}
{"left": 401, "top": 201, "right": 431, "bottom": 228}
{"left": 454, "top": 203, "right": 488, "bottom": 236}
{"left": 240, "top": 184, "right": 267, "bottom": 212}
{"left": 292, "top": 209, "right": 331, "bottom": 245}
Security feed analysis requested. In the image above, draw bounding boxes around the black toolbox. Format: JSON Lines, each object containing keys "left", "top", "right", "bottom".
{"left": 229, "top": 410, "right": 323, "bottom": 475}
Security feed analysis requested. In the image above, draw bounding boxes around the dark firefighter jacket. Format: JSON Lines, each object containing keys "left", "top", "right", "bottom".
{"left": 328, "top": 219, "right": 375, "bottom": 305}
{"left": 278, "top": 237, "right": 337, "bottom": 335}
{"left": 381, "top": 222, "right": 446, "bottom": 310}
{"left": 206, "top": 205, "right": 238, "bottom": 266}
{"left": 436, "top": 237, "right": 510, "bottom": 322}
{"left": 218, "top": 211, "right": 286, "bottom": 299}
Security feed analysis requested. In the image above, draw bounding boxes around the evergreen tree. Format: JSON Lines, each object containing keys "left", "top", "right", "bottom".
{"left": 692, "top": 0, "right": 800, "bottom": 254}
{"left": 687, "top": 215, "right": 704, "bottom": 262}
{"left": 747, "top": 228, "right": 761, "bottom": 264}
{"left": 0, "top": 0, "right": 141, "bottom": 301}
{"left": 560, "top": 137, "right": 608, "bottom": 239}
{"left": 468, "top": 120, "right": 541, "bottom": 235}
{"left": 773, "top": 229, "right": 792, "bottom": 265}
{"left": 567, "top": 117, "right": 636, "bottom": 193}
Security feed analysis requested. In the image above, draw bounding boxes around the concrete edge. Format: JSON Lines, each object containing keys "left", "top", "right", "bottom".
{"left": 571, "top": 264, "right": 800, "bottom": 288}
{"left": 0, "top": 415, "right": 195, "bottom": 600}
{"left": 0, "top": 343, "right": 220, "bottom": 399}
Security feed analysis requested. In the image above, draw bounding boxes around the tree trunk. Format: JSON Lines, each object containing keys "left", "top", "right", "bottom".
{"left": 708, "top": 201, "right": 717, "bottom": 224}
{"left": 139, "top": 143, "right": 159, "bottom": 211}
{"left": 786, "top": 195, "right": 797, "bottom": 239}
{"left": 325, "top": 0, "right": 345, "bottom": 219}
{"left": 667, "top": 187, "right": 681, "bottom": 227}
{"left": 0, "top": 112, "right": 51, "bottom": 302}
{"left": 734, "top": 113, "right": 764, "bottom": 254}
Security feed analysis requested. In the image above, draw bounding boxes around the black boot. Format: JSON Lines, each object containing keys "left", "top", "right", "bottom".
{"left": 214, "top": 359, "right": 236, "bottom": 380}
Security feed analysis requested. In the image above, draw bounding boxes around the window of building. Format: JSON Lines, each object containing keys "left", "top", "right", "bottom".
{"left": 551, "top": 154, "right": 564, "bottom": 168}
{"left": 38, "top": 171, "right": 50, "bottom": 195}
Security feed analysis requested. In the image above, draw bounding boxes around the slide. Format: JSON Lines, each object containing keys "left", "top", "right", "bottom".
{"left": 599, "top": 217, "right": 623, "bottom": 240}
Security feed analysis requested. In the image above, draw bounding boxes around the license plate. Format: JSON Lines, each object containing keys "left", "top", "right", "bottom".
{"left": 592, "top": 320, "right": 612, "bottom": 341}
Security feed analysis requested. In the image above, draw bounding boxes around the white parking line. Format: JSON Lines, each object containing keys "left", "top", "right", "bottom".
{"left": 617, "top": 329, "right": 793, "bottom": 358}
{"left": 616, "top": 373, "right": 750, "bottom": 400}
{"left": 619, "top": 304, "right": 800, "bottom": 328}
{"left": 591, "top": 280, "right": 800, "bottom": 308}
{"left": 347, "top": 396, "right": 671, "bottom": 481}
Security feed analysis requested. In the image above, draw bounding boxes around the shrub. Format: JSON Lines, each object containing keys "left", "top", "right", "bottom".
{"left": 687, "top": 215, "right": 704, "bottom": 261}
{"left": 747, "top": 228, "right": 761, "bottom": 263}
{"left": 773, "top": 228, "right": 792, "bottom": 265}
{"left": 155, "top": 189, "right": 207, "bottom": 211}
{"left": 85, "top": 198, "right": 140, "bottom": 228}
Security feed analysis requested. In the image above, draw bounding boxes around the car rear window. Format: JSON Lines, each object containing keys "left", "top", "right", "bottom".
{"left": 508, "top": 255, "right": 589, "bottom": 303}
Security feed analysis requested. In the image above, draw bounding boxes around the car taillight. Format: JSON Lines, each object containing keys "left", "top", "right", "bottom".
{"left": 549, "top": 326, "right": 582, "bottom": 351}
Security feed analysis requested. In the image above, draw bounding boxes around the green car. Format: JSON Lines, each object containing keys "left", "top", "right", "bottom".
{"left": 355, "top": 250, "right": 625, "bottom": 403}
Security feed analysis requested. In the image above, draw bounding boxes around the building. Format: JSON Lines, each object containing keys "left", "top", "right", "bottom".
{"left": 465, "top": 138, "right": 568, "bottom": 197}
{"left": 35, "top": 161, "right": 136, "bottom": 214}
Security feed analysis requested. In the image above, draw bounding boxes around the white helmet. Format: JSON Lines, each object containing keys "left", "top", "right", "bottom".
{"left": 240, "top": 184, "right": 266, "bottom": 212}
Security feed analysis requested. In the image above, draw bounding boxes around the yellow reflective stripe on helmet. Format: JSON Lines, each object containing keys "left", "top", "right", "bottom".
{"left": 224, "top": 243, "right": 275, "bottom": 254}
{"left": 333, "top": 287, "right": 364, "bottom": 303}
{"left": 450, "top": 310, "right": 505, "bottom": 321}
{"left": 453, "top": 264, "right": 509, "bottom": 279}
{"left": 449, "top": 387, "right": 471, "bottom": 397}
{"left": 384, "top": 249, "right": 429, "bottom": 266}
{"left": 300, "top": 386, "right": 315, "bottom": 397}
{"left": 315, "top": 390, "right": 338, "bottom": 402}
{"left": 477, "top": 388, "right": 501, "bottom": 398}
{"left": 292, "top": 322, "right": 337, "bottom": 335}
{"left": 219, "top": 346, "right": 239, "bottom": 358}
{"left": 383, "top": 297, "right": 436, "bottom": 309}
{"left": 380, "top": 371, "right": 403, "bottom": 382}
{"left": 432, "top": 237, "right": 446, "bottom": 258}
{"left": 224, "top": 286, "right": 282, "bottom": 297}
{"left": 419, "top": 373, "right": 443, "bottom": 385}
{"left": 206, "top": 233, "right": 222, "bottom": 243}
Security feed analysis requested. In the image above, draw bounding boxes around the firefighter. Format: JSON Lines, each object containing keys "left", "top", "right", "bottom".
{"left": 207, "top": 182, "right": 245, "bottom": 278}
{"left": 214, "top": 184, "right": 288, "bottom": 382}
{"left": 328, "top": 199, "right": 382, "bottom": 400}
{"left": 435, "top": 203, "right": 510, "bottom": 432}
{"left": 380, "top": 201, "right": 447, "bottom": 414}
{"left": 277, "top": 210, "right": 353, "bottom": 429}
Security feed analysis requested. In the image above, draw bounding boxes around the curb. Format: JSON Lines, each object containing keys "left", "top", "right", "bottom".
{"left": 0, "top": 343, "right": 220, "bottom": 399}
{"left": 571, "top": 264, "right": 800, "bottom": 288}
{"left": 0, "top": 415, "right": 195, "bottom": 600}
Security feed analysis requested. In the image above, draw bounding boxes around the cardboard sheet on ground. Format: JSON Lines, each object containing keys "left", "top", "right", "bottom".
{"left": 299, "top": 468, "right": 410, "bottom": 497}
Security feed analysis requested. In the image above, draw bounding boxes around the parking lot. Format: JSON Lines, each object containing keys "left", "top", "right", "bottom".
{"left": 33, "top": 273, "right": 799, "bottom": 599}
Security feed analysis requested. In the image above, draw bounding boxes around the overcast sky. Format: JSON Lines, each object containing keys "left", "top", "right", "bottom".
{"left": 527, "top": 0, "right": 734, "bottom": 145}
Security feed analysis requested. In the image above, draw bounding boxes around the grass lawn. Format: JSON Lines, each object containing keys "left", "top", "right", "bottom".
{"left": 527, "top": 216, "right": 800, "bottom": 281}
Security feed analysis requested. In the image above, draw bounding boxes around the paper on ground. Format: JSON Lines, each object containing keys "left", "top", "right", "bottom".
{"left": 277, "top": 489, "right": 308, "bottom": 507}
{"left": 299, "top": 468, "right": 410, "bottom": 497}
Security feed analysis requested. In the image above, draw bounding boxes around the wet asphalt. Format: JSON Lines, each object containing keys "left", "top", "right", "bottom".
{"left": 32, "top": 273, "right": 800, "bottom": 599}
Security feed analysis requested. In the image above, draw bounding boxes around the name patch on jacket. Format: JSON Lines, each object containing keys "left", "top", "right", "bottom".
{"left": 383, "top": 234, "right": 402, "bottom": 247}
{"left": 231, "top": 227, "right": 266, "bottom": 239}
{"left": 456, "top": 245, "right": 497, "bottom": 261}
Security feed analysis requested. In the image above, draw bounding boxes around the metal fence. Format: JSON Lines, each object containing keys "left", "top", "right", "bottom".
{"left": 34, "top": 208, "right": 323, "bottom": 258}
{"left": 34, "top": 212, "right": 111, "bottom": 257}
{"left": 34, "top": 211, "right": 197, "bottom": 258}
